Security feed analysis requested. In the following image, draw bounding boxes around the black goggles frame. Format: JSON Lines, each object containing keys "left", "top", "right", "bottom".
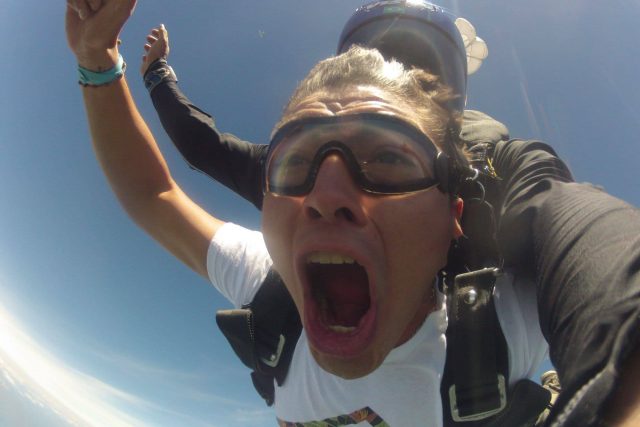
{"left": 264, "top": 113, "right": 455, "bottom": 196}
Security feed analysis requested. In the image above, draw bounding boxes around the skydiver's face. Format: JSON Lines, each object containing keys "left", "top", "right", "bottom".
{"left": 261, "top": 86, "right": 463, "bottom": 379}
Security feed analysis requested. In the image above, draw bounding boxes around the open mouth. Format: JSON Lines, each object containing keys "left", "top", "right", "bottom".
{"left": 303, "top": 252, "right": 376, "bottom": 357}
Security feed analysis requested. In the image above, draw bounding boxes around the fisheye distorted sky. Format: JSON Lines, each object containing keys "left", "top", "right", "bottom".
{"left": 1, "top": 1, "right": 639, "bottom": 426}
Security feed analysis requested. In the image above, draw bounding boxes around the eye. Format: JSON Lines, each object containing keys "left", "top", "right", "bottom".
{"left": 367, "top": 150, "right": 415, "bottom": 166}
{"left": 277, "top": 152, "right": 311, "bottom": 168}
{"left": 363, "top": 145, "right": 422, "bottom": 168}
{"left": 360, "top": 144, "right": 431, "bottom": 183}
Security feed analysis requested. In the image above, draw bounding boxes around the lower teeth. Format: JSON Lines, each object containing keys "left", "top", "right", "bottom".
{"left": 328, "top": 325, "right": 356, "bottom": 333}
{"left": 315, "top": 289, "right": 359, "bottom": 333}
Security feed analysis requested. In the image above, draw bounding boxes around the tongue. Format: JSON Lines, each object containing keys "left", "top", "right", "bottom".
{"left": 316, "top": 264, "right": 370, "bottom": 327}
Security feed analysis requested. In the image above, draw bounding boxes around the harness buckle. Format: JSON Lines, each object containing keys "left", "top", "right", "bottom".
{"left": 449, "top": 374, "right": 507, "bottom": 422}
{"left": 260, "top": 334, "right": 286, "bottom": 368}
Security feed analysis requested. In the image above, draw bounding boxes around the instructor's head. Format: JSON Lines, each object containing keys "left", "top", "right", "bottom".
{"left": 337, "top": 0, "right": 473, "bottom": 113}
{"left": 262, "top": 46, "right": 466, "bottom": 378}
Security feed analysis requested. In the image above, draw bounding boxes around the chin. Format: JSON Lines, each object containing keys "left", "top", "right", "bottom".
{"left": 309, "top": 345, "right": 385, "bottom": 379}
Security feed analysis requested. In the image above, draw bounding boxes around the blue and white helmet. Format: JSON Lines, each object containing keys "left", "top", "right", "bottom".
{"left": 338, "top": 0, "right": 487, "bottom": 113}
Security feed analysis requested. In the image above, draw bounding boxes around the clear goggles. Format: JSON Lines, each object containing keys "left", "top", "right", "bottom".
{"left": 264, "top": 113, "right": 451, "bottom": 196}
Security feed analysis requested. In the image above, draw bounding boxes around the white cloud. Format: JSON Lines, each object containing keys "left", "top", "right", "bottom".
{"left": 0, "top": 302, "right": 153, "bottom": 427}
{"left": 0, "top": 291, "right": 274, "bottom": 427}
{"left": 230, "top": 407, "right": 275, "bottom": 425}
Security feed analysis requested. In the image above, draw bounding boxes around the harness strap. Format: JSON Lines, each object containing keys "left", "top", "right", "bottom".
{"left": 441, "top": 267, "right": 552, "bottom": 427}
{"left": 216, "top": 270, "right": 301, "bottom": 406}
{"left": 441, "top": 268, "right": 510, "bottom": 425}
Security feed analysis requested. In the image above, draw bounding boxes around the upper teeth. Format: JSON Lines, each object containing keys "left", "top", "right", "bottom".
{"left": 328, "top": 325, "right": 356, "bottom": 333}
{"left": 307, "top": 253, "right": 355, "bottom": 265}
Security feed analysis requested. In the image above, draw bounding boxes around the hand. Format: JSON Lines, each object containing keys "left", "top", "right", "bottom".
{"left": 65, "top": 0, "right": 137, "bottom": 71}
{"left": 140, "top": 24, "right": 170, "bottom": 76}
{"left": 602, "top": 346, "right": 640, "bottom": 426}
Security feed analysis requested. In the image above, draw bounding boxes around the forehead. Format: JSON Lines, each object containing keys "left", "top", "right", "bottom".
{"left": 275, "top": 114, "right": 436, "bottom": 154}
{"left": 279, "top": 85, "right": 432, "bottom": 139}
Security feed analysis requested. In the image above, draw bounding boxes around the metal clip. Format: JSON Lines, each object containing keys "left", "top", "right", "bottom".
{"left": 449, "top": 374, "right": 507, "bottom": 422}
{"left": 260, "top": 334, "right": 286, "bottom": 368}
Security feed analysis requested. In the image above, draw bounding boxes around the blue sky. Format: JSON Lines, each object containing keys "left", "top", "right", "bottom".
{"left": 1, "top": 1, "right": 639, "bottom": 426}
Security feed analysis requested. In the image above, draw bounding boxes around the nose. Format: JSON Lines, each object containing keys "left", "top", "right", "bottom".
{"left": 302, "top": 153, "right": 367, "bottom": 225}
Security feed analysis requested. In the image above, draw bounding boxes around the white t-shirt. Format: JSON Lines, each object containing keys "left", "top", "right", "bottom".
{"left": 208, "top": 223, "right": 548, "bottom": 427}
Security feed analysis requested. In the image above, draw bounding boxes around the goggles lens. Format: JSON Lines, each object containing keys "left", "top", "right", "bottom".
{"left": 265, "top": 114, "right": 442, "bottom": 196}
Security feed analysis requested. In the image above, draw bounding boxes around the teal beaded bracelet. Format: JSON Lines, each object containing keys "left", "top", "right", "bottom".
{"left": 78, "top": 54, "right": 126, "bottom": 87}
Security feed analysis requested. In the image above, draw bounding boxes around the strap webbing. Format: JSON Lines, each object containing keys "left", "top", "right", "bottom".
{"left": 441, "top": 268, "right": 510, "bottom": 425}
{"left": 216, "top": 270, "right": 301, "bottom": 405}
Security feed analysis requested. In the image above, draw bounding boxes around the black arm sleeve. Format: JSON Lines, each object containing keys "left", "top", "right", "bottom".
{"left": 493, "top": 139, "right": 640, "bottom": 426}
{"left": 150, "top": 80, "right": 267, "bottom": 209}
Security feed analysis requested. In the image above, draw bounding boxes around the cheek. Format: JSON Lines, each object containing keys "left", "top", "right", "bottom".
{"left": 371, "top": 195, "right": 453, "bottom": 345}
{"left": 262, "top": 196, "right": 295, "bottom": 268}
{"left": 262, "top": 195, "right": 304, "bottom": 303}
{"left": 262, "top": 194, "right": 298, "bottom": 250}
{"left": 376, "top": 193, "right": 455, "bottom": 272}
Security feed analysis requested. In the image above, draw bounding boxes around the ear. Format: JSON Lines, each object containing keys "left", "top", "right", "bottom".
{"left": 451, "top": 197, "right": 464, "bottom": 239}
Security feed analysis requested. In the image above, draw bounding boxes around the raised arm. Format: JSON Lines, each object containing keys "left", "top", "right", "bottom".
{"left": 66, "top": 0, "right": 223, "bottom": 277}
{"left": 141, "top": 25, "right": 267, "bottom": 209}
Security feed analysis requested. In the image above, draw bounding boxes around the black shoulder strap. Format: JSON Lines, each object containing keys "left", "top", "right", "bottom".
{"left": 441, "top": 268, "right": 509, "bottom": 424}
{"left": 440, "top": 268, "right": 551, "bottom": 427}
{"left": 216, "top": 269, "right": 301, "bottom": 406}
{"left": 439, "top": 141, "right": 551, "bottom": 426}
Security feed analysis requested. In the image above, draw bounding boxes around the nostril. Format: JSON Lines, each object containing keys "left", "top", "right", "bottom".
{"left": 306, "top": 206, "right": 322, "bottom": 219}
{"left": 336, "top": 207, "right": 356, "bottom": 223}
{"left": 305, "top": 206, "right": 356, "bottom": 222}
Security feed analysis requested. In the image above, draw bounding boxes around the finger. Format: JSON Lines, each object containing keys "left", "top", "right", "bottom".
{"left": 86, "top": 0, "right": 102, "bottom": 12}
{"left": 66, "top": 1, "right": 80, "bottom": 17}
{"left": 76, "top": 0, "right": 92, "bottom": 20}
{"left": 151, "top": 29, "right": 160, "bottom": 36}
{"left": 144, "top": 43, "right": 151, "bottom": 52}
{"left": 66, "top": 0, "right": 81, "bottom": 12}
{"left": 160, "top": 23, "right": 168, "bottom": 39}
{"left": 66, "top": 0, "right": 76, "bottom": 12}
{"left": 67, "top": 0, "right": 91, "bottom": 19}
{"left": 146, "top": 35, "right": 158, "bottom": 43}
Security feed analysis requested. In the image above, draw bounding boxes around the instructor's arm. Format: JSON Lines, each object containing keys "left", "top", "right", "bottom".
{"left": 66, "top": 0, "right": 223, "bottom": 278}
